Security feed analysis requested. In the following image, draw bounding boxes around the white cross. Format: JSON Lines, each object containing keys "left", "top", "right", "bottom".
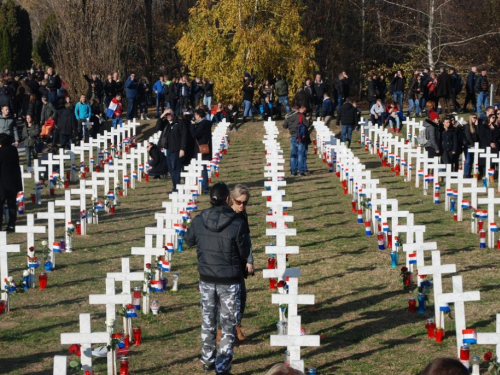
{"left": 107, "top": 257, "right": 144, "bottom": 294}
{"left": 41, "top": 152, "right": 60, "bottom": 179}
{"left": 27, "top": 160, "right": 47, "bottom": 183}
{"left": 20, "top": 165, "right": 31, "bottom": 192}
{"left": 85, "top": 173, "right": 106, "bottom": 198}
{"left": 94, "top": 164, "right": 114, "bottom": 194}
{"left": 60, "top": 313, "right": 109, "bottom": 372}
{"left": 54, "top": 190, "right": 80, "bottom": 237}
{"left": 53, "top": 148, "right": 71, "bottom": 181}
{"left": 479, "top": 147, "right": 497, "bottom": 187}
{"left": 71, "top": 180, "right": 94, "bottom": 236}
{"left": 15, "top": 213, "right": 46, "bottom": 252}
{"left": 478, "top": 188, "right": 500, "bottom": 248}
{"left": 37, "top": 202, "right": 65, "bottom": 268}
{"left": 0, "top": 231, "right": 20, "bottom": 311}
{"left": 53, "top": 355, "right": 68, "bottom": 375}
{"left": 468, "top": 142, "right": 485, "bottom": 177}
{"left": 437, "top": 275, "right": 480, "bottom": 356}
{"left": 145, "top": 223, "right": 177, "bottom": 249}
{"left": 89, "top": 277, "right": 132, "bottom": 324}
{"left": 477, "top": 314, "right": 500, "bottom": 361}
{"left": 418, "top": 251, "right": 457, "bottom": 326}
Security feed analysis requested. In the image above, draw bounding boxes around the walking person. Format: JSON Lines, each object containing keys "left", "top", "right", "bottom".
{"left": 21, "top": 114, "right": 39, "bottom": 168}
{"left": 422, "top": 111, "right": 441, "bottom": 158}
{"left": 337, "top": 98, "right": 357, "bottom": 147}
{"left": 440, "top": 116, "right": 457, "bottom": 167}
{"left": 125, "top": 72, "right": 139, "bottom": 120}
{"left": 185, "top": 182, "right": 251, "bottom": 375}
{"left": 190, "top": 108, "right": 212, "bottom": 193}
{"left": 0, "top": 133, "right": 22, "bottom": 232}
{"left": 283, "top": 106, "right": 311, "bottom": 176}
{"left": 463, "top": 67, "right": 477, "bottom": 113}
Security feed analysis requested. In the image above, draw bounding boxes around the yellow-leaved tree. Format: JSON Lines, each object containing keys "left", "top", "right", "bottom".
{"left": 176, "top": 0, "right": 317, "bottom": 103}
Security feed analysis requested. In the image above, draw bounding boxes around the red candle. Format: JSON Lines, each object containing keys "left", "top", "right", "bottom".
{"left": 425, "top": 319, "right": 436, "bottom": 338}
{"left": 49, "top": 188, "right": 55, "bottom": 196}
{"left": 75, "top": 222, "right": 81, "bottom": 236}
{"left": 435, "top": 328, "right": 444, "bottom": 342}
{"left": 124, "top": 334, "right": 130, "bottom": 348}
{"left": 81, "top": 172, "right": 86, "bottom": 179}
{"left": 66, "top": 171, "right": 70, "bottom": 180}
{"left": 85, "top": 166, "right": 89, "bottom": 173}
{"left": 31, "top": 194, "right": 36, "bottom": 204}
{"left": 454, "top": 213, "right": 458, "bottom": 221}
{"left": 120, "top": 356, "right": 129, "bottom": 375}
{"left": 95, "top": 165, "right": 100, "bottom": 172}
{"left": 39, "top": 273, "right": 48, "bottom": 290}
{"left": 64, "top": 180, "right": 70, "bottom": 189}
{"left": 133, "top": 327, "right": 142, "bottom": 345}
{"left": 110, "top": 206, "right": 115, "bottom": 214}
{"left": 119, "top": 190, "right": 123, "bottom": 197}
{"left": 408, "top": 297, "right": 416, "bottom": 313}
{"left": 145, "top": 174, "right": 149, "bottom": 182}
{"left": 127, "top": 181, "right": 130, "bottom": 189}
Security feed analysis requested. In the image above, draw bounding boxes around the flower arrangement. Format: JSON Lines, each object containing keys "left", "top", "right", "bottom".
{"left": 484, "top": 351, "right": 500, "bottom": 374}
{"left": 68, "top": 344, "right": 82, "bottom": 373}
{"left": 40, "top": 240, "right": 53, "bottom": 271}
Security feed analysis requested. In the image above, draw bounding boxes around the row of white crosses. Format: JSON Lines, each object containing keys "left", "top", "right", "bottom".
{"left": 359, "top": 118, "right": 500, "bottom": 248}
{"left": 313, "top": 118, "right": 492, "bottom": 360}
{"left": 53, "top": 120, "right": 232, "bottom": 374}
{"left": 262, "top": 120, "right": 320, "bottom": 373}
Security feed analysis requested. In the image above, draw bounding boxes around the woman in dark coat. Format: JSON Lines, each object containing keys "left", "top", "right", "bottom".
{"left": 0, "top": 133, "right": 23, "bottom": 231}
{"left": 440, "top": 116, "right": 457, "bottom": 166}
{"left": 57, "top": 102, "right": 77, "bottom": 149}
{"left": 463, "top": 114, "right": 479, "bottom": 177}
{"left": 367, "top": 75, "right": 377, "bottom": 110}
{"left": 21, "top": 114, "right": 39, "bottom": 168}
{"left": 190, "top": 108, "right": 212, "bottom": 193}
{"left": 90, "top": 98, "right": 103, "bottom": 138}
{"left": 478, "top": 113, "right": 500, "bottom": 176}
{"left": 450, "top": 116, "right": 464, "bottom": 172}
{"left": 138, "top": 77, "right": 151, "bottom": 120}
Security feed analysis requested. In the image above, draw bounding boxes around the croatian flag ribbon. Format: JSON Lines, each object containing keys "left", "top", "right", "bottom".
{"left": 462, "top": 200, "right": 471, "bottom": 209}
{"left": 382, "top": 222, "right": 390, "bottom": 232}
{"left": 462, "top": 329, "right": 477, "bottom": 344}
{"left": 90, "top": 157, "right": 95, "bottom": 164}
{"left": 166, "top": 243, "right": 174, "bottom": 253}
{"left": 53, "top": 242, "right": 61, "bottom": 253}
{"left": 490, "top": 223, "right": 498, "bottom": 232}
{"left": 160, "top": 259, "right": 170, "bottom": 272}
{"left": 132, "top": 171, "right": 137, "bottom": 179}
{"left": 446, "top": 189, "right": 453, "bottom": 196}
{"left": 418, "top": 170, "right": 424, "bottom": 177}
{"left": 124, "top": 175, "right": 130, "bottom": 182}
{"left": 425, "top": 175, "right": 433, "bottom": 182}
{"left": 139, "top": 164, "right": 144, "bottom": 171}
{"left": 95, "top": 201, "right": 105, "bottom": 210}
{"left": 488, "top": 169, "right": 495, "bottom": 176}
{"left": 401, "top": 160, "right": 407, "bottom": 166}
{"left": 16, "top": 192, "right": 24, "bottom": 203}
{"left": 375, "top": 211, "right": 381, "bottom": 220}
{"left": 409, "top": 252, "right": 417, "bottom": 264}
{"left": 476, "top": 210, "right": 488, "bottom": 219}
{"left": 107, "top": 192, "right": 115, "bottom": 200}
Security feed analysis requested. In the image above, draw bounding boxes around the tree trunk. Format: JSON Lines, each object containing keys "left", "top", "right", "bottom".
{"left": 427, "top": 0, "right": 435, "bottom": 70}
{"left": 144, "top": 0, "right": 153, "bottom": 82}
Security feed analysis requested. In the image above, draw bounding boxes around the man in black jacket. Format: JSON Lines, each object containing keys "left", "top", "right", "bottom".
{"left": 0, "top": 133, "right": 22, "bottom": 231}
{"left": 463, "top": 66, "right": 477, "bottom": 113}
{"left": 186, "top": 182, "right": 250, "bottom": 375}
{"left": 337, "top": 98, "right": 358, "bottom": 147}
{"left": 437, "top": 67, "right": 453, "bottom": 119}
{"left": 83, "top": 72, "right": 104, "bottom": 104}
{"left": 475, "top": 68, "right": 489, "bottom": 113}
{"left": 157, "top": 108, "right": 187, "bottom": 192}
{"left": 390, "top": 70, "right": 405, "bottom": 111}
{"left": 46, "top": 67, "right": 61, "bottom": 105}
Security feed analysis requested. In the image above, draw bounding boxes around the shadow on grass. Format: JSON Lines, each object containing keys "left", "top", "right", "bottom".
{"left": 0, "top": 350, "right": 63, "bottom": 375}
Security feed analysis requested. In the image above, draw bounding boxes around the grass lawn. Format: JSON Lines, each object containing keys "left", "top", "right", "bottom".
{"left": 0, "top": 119, "right": 499, "bottom": 375}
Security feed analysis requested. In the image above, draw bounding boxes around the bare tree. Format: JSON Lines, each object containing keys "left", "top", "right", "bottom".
{"left": 376, "top": 0, "right": 500, "bottom": 70}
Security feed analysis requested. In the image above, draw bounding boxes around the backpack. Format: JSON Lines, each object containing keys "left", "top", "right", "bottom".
{"left": 417, "top": 128, "right": 428, "bottom": 146}
{"left": 296, "top": 114, "right": 311, "bottom": 144}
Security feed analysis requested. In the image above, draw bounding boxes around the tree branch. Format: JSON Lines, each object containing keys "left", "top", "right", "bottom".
{"left": 378, "top": 0, "right": 428, "bottom": 17}
{"left": 433, "top": 31, "right": 500, "bottom": 49}
{"left": 434, "top": 0, "right": 454, "bottom": 13}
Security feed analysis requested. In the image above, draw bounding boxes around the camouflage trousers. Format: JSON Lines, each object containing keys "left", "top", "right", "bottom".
{"left": 200, "top": 281, "right": 241, "bottom": 374}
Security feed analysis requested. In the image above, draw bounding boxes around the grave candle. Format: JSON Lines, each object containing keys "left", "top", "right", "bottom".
{"left": 417, "top": 293, "right": 426, "bottom": 314}
{"left": 365, "top": 221, "right": 372, "bottom": 236}
{"left": 425, "top": 319, "right": 436, "bottom": 338}
{"left": 377, "top": 231, "right": 385, "bottom": 250}
{"left": 133, "top": 327, "right": 141, "bottom": 346}
{"left": 459, "top": 344, "right": 470, "bottom": 369}
{"left": 471, "top": 356, "right": 480, "bottom": 375}
{"left": 39, "top": 273, "right": 47, "bottom": 290}
{"left": 390, "top": 248, "right": 399, "bottom": 268}
{"left": 480, "top": 229, "right": 486, "bottom": 248}
{"left": 357, "top": 210, "right": 363, "bottom": 224}
{"left": 450, "top": 199, "right": 456, "bottom": 213}
{"left": 408, "top": 297, "right": 416, "bottom": 313}
{"left": 436, "top": 328, "right": 444, "bottom": 342}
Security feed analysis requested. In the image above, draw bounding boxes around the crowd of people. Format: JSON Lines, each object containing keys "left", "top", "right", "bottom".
{"left": 0, "top": 64, "right": 498, "bottom": 375}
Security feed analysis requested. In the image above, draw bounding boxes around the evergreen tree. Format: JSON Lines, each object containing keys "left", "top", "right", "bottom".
{"left": 32, "top": 12, "right": 55, "bottom": 67}
{"left": 0, "top": 0, "right": 32, "bottom": 70}
{"left": 0, "top": 28, "right": 13, "bottom": 71}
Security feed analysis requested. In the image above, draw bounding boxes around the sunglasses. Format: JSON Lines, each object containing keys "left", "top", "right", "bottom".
{"left": 233, "top": 198, "right": 248, "bottom": 206}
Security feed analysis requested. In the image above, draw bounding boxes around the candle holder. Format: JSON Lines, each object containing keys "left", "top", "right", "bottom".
{"left": 417, "top": 293, "right": 426, "bottom": 314}
{"left": 172, "top": 273, "right": 179, "bottom": 292}
{"left": 390, "top": 249, "right": 399, "bottom": 268}
{"left": 425, "top": 319, "right": 436, "bottom": 338}
{"left": 408, "top": 297, "right": 416, "bottom": 313}
{"left": 150, "top": 299, "right": 160, "bottom": 315}
{"left": 39, "top": 273, "right": 48, "bottom": 290}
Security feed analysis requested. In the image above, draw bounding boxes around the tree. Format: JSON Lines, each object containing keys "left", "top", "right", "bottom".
{"left": 0, "top": 0, "right": 32, "bottom": 70}
{"left": 176, "top": 0, "right": 317, "bottom": 102}
{"left": 376, "top": 0, "right": 500, "bottom": 70}
{"left": 0, "top": 28, "right": 13, "bottom": 71}
{"left": 32, "top": 11, "right": 55, "bottom": 67}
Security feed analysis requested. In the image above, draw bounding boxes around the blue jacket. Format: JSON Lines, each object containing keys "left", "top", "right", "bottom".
{"left": 321, "top": 97, "right": 334, "bottom": 117}
{"left": 153, "top": 80, "right": 166, "bottom": 96}
{"left": 125, "top": 77, "right": 139, "bottom": 99}
{"left": 74, "top": 101, "right": 92, "bottom": 120}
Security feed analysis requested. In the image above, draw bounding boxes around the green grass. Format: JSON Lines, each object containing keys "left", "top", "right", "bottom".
{"left": 0, "top": 120, "right": 499, "bottom": 374}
